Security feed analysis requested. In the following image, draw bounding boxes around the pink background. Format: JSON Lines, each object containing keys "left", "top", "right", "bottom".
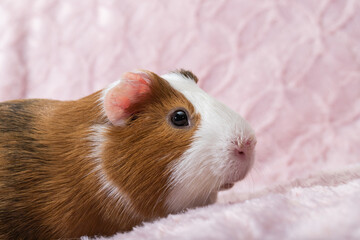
{"left": 0, "top": 0, "right": 359, "bottom": 194}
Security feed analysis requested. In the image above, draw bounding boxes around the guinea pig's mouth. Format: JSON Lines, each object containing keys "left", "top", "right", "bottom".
{"left": 219, "top": 182, "right": 234, "bottom": 191}
{"left": 218, "top": 163, "right": 251, "bottom": 191}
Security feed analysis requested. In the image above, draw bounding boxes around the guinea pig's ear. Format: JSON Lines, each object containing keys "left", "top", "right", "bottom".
{"left": 104, "top": 71, "right": 151, "bottom": 126}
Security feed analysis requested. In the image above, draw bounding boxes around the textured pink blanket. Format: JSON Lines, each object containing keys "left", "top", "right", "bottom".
{"left": 0, "top": 0, "right": 359, "bottom": 239}
{"left": 87, "top": 165, "right": 360, "bottom": 240}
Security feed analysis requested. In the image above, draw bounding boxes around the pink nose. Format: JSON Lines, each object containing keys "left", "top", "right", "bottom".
{"left": 234, "top": 138, "right": 256, "bottom": 159}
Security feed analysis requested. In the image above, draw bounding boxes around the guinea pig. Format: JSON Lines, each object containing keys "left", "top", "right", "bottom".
{"left": 0, "top": 69, "right": 256, "bottom": 239}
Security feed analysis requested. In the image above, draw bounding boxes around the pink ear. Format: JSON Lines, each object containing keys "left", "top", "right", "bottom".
{"left": 104, "top": 72, "right": 151, "bottom": 125}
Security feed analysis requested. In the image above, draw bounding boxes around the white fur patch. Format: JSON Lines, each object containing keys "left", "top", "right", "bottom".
{"left": 88, "top": 125, "right": 142, "bottom": 218}
{"left": 161, "top": 72, "right": 256, "bottom": 213}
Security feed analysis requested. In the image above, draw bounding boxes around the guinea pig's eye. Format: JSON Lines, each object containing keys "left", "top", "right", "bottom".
{"left": 170, "top": 109, "right": 189, "bottom": 128}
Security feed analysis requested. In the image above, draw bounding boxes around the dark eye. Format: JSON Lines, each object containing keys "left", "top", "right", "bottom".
{"left": 170, "top": 110, "right": 189, "bottom": 127}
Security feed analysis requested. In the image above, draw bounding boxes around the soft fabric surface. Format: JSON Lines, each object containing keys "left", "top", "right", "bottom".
{"left": 0, "top": 0, "right": 359, "bottom": 239}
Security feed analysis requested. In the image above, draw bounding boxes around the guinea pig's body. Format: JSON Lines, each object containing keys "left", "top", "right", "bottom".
{"left": 0, "top": 70, "right": 256, "bottom": 239}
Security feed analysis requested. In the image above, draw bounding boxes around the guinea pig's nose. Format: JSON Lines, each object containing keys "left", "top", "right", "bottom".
{"left": 234, "top": 137, "right": 256, "bottom": 160}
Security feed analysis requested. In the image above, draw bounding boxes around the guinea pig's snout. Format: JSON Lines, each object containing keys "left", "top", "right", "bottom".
{"left": 233, "top": 137, "right": 256, "bottom": 161}
{"left": 220, "top": 136, "right": 256, "bottom": 190}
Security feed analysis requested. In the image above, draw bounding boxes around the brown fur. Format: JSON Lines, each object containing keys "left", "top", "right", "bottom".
{"left": 175, "top": 69, "right": 199, "bottom": 83}
{"left": 0, "top": 72, "right": 200, "bottom": 239}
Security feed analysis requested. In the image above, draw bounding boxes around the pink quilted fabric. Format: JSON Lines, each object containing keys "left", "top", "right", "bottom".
{"left": 0, "top": 0, "right": 359, "bottom": 239}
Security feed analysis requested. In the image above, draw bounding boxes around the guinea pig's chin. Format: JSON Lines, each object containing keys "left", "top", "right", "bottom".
{"left": 219, "top": 159, "right": 253, "bottom": 191}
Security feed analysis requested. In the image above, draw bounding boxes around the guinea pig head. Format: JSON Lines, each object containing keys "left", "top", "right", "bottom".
{"left": 98, "top": 70, "right": 256, "bottom": 218}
